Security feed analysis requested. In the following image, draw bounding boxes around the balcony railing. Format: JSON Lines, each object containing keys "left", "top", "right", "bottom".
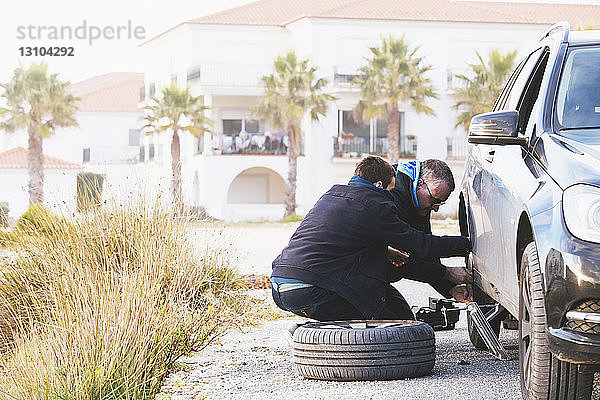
{"left": 191, "top": 64, "right": 272, "bottom": 87}
{"left": 446, "top": 137, "right": 470, "bottom": 159}
{"left": 83, "top": 145, "right": 144, "bottom": 164}
{"left": 334, "top": 136, "right": 417, "bottom": 158}
{"left": 209, "top": 133, "right": 288, "bottom": 155}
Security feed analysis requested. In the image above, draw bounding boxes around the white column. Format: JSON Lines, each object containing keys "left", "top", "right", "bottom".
{"left": 203, "top": 95, "right": 213, "bottom": 155}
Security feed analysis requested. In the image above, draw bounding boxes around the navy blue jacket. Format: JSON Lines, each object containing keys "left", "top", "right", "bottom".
{"left": 272, "top": 184, "right": 470, "bottom": 318}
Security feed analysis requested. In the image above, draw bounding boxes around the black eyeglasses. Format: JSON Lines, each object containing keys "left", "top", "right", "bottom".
{"left": 422, "top": 180, "right": 446, "bottom": 207}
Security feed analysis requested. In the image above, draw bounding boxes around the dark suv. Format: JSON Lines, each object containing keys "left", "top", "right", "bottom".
{"left": 459, "top": 22, "right": 600, "bottom": 399}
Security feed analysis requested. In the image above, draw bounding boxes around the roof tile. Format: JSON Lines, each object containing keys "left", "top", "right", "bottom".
{"left": 0, "top": 147, "right": 81, "bottom": 170}
{"left": 68, "top": 72, "right": 144, "bottom": 113}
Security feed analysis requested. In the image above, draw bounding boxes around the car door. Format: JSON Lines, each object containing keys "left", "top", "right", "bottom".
{"left": 480, "top": 47, "right": 550, "bottom": 307}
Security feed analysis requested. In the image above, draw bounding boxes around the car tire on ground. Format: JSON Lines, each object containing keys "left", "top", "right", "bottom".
{"left": 519, "top": 241, "right": 595, "bottom": 400}
{"left": 291, "top": 320, "right": 435, "bottom": 381}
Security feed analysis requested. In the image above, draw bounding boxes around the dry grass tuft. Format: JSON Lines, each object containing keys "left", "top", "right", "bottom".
{"left": 0, "top": 202, "right": 265, "bottom": 399}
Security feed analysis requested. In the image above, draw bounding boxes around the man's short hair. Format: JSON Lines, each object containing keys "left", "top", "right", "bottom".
{"left": 354, "top": 156, "right": 395, "bottom": 188}
{"left": 420, "top": 159, "right": 455, "bottom": 192}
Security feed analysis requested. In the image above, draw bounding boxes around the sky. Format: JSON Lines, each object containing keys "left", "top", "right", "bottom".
{"left": 1, "top": 0, "right": 257, "bottom": 84}
{"left": 1, "top": 0, "right": 600, "bottom": 85}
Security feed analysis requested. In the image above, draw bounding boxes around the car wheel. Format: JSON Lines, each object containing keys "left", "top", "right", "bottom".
{"left": 519, "top": 242, "right": 595, "bottom": 399}
{"left": 292, "top": 320, "right": 435, "bottom": 381}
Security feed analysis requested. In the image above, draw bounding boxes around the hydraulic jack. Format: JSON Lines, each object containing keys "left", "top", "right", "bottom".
{"left": 414, "top": 297, "right": 511, "bottom": 360}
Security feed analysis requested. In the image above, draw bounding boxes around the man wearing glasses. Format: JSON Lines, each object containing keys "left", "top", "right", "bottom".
{"left": 388, "top": 159, "right": 473, "bottom": 303}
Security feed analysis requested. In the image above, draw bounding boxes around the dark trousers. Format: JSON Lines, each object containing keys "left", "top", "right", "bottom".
{"left": 271, "top": 283, "right": 414, "bottom": 321}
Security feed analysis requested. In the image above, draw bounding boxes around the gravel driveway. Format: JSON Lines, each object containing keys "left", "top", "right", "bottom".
{"left": 160, "top": 220, "right": 521, "bottom": 399}
{"left": 160, "top": 284, "right": 520, "bottom": 400}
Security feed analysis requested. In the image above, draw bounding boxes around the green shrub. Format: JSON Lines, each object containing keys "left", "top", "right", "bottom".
{"left": 0, "top": 202, "right": 265, "bottom": 399}
{"left": 77, "top": 172, "right": 104, "bottom": 212}
{"left": 280, "top": 213, "right": 304, "bottom": 223}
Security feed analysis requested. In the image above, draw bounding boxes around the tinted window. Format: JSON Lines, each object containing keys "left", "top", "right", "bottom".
{"left": 500, "top": 48, "right": 543, "bottom": 111}
{"left": 556, "top": 46, "right": 600, "bottom": 129}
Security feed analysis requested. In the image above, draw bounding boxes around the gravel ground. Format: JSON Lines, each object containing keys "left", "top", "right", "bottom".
{"left": 159, "top": 285, "right": 520, "bottom": 400}
{"left": 159, "top": 219, "right": 521, "bottom": 399}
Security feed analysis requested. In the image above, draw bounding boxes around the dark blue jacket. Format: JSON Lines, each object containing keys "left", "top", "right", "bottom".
{"left": 272, "top": 183, "right": 470, "bottom": 318}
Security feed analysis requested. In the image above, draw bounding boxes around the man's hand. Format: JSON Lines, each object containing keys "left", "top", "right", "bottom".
{"left": 449, "top": 284, "right": 473, "bottom": 303}
{"left": 443, "top": 266, "right": 473, "bottom": 285}
{"left": 387, "top": 247, "right": 409, "bottom": 267}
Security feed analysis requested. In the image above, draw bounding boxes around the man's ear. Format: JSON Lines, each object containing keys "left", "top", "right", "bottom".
{"left": 374, "top": 181, "right": 383, "bottom": 188}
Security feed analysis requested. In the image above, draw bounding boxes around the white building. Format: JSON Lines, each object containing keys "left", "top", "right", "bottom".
{"left": 0, "top": 72, "right": 167, "bottom": 217}
{"left": 140, "top": 0, "right": 600, "bottom": 221}
{"left": 0, "top": 147, "right": 81, "bottom": 217}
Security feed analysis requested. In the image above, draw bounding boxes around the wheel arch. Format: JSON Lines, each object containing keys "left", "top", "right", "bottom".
{"left": 516, "top": 211, "right": 534, "bottom": 280}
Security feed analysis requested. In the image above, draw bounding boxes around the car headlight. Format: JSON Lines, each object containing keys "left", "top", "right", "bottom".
{"left": 563, "top": 184, "right": 600, "bottom": 243}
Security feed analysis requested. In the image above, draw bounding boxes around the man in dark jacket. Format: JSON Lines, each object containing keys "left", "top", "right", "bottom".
{"left": 271, "top": 156, "right": 471, "bottom": 321}
{"left": 388, "top": 159, "right": 472, "bottom": 301}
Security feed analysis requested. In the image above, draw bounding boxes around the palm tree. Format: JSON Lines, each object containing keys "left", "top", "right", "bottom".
{"left": 142, "top": 84, "right": 212, "bottom": 213}
{"left": 353, "top": 35, "right": 437, "bottom": 163}
{"left": 452, "top": 49, "right": 517, "bottom": 130}
{"left": 0, "top": 63, "right": 78, "bottom": 205}
{"left": 254, "top": 51, "right": 335, "bottom": 217}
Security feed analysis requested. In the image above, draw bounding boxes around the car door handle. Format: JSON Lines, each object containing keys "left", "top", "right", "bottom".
{"left": 485, "top": 150, "right": 495, "bottom": 163}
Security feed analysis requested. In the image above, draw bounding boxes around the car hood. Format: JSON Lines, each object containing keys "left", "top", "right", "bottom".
{"left": 539, "top": 130, "right": 600, "bottom": 189}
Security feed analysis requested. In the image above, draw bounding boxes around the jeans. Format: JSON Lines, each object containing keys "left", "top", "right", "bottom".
{"left": 271, "top": 283, "right": 415, "bottom": 321}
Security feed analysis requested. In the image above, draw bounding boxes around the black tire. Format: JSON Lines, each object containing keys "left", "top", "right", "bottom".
{"left": 291, "top": 320, "right": 435, "bottom": 381}
{"left": 519, "top": 241, "right": 595, "bottom": 399}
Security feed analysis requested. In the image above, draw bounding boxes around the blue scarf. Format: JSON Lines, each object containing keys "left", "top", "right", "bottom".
{"left": 393, "top": 161, "right": 421, "bottom": 207}
{"left": 348, "top": 175, "right": 389, "bottom": 194}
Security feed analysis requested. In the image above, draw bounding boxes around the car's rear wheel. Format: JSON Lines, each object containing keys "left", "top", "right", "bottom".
{"left": 519, "top": 241, "right": 595, "bottom": 399}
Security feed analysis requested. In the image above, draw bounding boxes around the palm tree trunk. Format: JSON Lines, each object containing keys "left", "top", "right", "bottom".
{"left": 171, "top": 130, "right": 183, "bottom": 214}
{"left": 387, "top": 105, "right": 400, "bottom": 163}
{"left": 28, "top": 125, "right": 44, "bottom": 205}
{"left": 284, "top": 124, "right": 298, "bottom": 217}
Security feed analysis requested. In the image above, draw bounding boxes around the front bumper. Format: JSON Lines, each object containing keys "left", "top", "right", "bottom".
{"left": 547, "top": 327, "right": 600, "bottom": 364}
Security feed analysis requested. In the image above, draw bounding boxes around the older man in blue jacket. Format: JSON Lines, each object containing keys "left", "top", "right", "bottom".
{"left": 271, "top": 156, "right": 471, "bottom": 321}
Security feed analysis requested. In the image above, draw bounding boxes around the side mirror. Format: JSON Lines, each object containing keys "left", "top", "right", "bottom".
{"left": 468, "top": 110, "right": 527, "bottom": 146}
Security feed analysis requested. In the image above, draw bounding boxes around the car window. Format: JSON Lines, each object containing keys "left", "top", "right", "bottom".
{"left": 500, "top": 48, "right": 544, "bottom": 111}
{"left": 494, "top": 58, "right": 526, "bottom": 111}
{"left": 517, "top": 49, "right": 550, "bottom": 135}
{"left": 555, "top": 46, "right": 600, "bottom": 129}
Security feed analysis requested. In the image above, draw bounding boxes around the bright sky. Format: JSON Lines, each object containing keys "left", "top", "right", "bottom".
{"left": 1, "top": 0, "right": 599, "bottom": 85}
{"left": 1, "top": 0, "right": 257, "bottom": 84}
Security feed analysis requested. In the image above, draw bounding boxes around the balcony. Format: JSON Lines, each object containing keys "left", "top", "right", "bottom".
{"left": 334, "top": 136, "right": 417, "bottom": 158}
{"left": 83, "top": 145, "right": 144, "bottom": 164}
{"left": 188, "top": 64, "right": 272, "bottom": 87}
{"left": 208, "top": 133, "right": 288, "bottom": 155}
{"left": 446, "top": 137, "right": 470, "bottom": 159}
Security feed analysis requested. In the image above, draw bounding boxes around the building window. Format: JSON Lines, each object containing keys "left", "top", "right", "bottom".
{"left": 334, "top": 73, "right": 361, "bottom": 84}
{"left": 139, "top": 85, "right": 145, "bottom": 101}
{"left": 128, "top": 129, "right": 140, "bottom": 146}
{"left": 335, "top": 110, "right": 405, "bottom": 156}
{"left": 83, "top": 148, "right": 90, "bottom": 163}
{"left": 223, "top": 119, "right": 242, "bottom": 135}
{"left": 149, "top": 82, "right": 155, "bottom": 96}
{"left": 148, "top": 144, "right": 155, "bottom": 160}
{"left": 187, "top": 67, "right": 201, "bottom": 82}
{"left": 245, "top": 119, "right": 260, "bottom": 133}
